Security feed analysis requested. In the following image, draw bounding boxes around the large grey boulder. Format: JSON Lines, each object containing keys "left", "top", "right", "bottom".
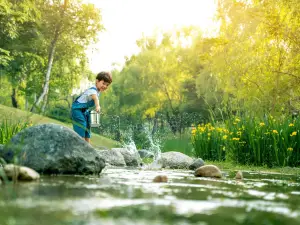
{"left": 96, "top": 149, "right": 126, "bottom": 167}
{"left": 1, "top": 123, "right": 105, "bottom": 175}
{"left": 158, "top": 151, "right": 193, "bottom": 169}
{"left": 112, "top": 148, "right": 142, "bottom": 167}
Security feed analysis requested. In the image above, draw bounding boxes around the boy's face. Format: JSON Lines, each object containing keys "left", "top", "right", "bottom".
{"left": 96, "top": 79, "right": 110, "bottom": 92}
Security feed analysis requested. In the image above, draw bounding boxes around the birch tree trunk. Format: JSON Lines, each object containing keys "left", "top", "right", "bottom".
{"left": 31, "top": 0, "right": 68, "bottom": 112}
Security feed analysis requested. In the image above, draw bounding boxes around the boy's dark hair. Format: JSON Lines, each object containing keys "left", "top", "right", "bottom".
{"left": 96, "top": 71, "right": 112, "bottom": 83}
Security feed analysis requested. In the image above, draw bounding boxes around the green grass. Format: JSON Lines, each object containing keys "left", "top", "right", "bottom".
{"left": 0, "top": 104, "right": 120, "bottom": 148}
{"left": 205, "top": 160, "right": 300, "bottom": 175}
{"left": 161, "top": 133, "right": 194, "bottom": 156}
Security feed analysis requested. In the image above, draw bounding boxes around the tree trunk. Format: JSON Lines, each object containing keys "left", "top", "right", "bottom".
{"left": 41, "top": 92, "right": 49, "bottom": 113}
{"left": 30, "top": 30, "right": 59, "bottom": 113}
{"left": 25, "top": 96, "right": 28, "bottom": 110}
{"left": 11, "top": 88, "right": 18, "bottom": 108}
{"left": 30, "top": 0, "right": 68, "bottom": 113}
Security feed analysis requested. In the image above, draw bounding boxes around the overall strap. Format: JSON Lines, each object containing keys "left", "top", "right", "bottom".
{"left": 74, "top": 86, "right": 97, "bottom": 103}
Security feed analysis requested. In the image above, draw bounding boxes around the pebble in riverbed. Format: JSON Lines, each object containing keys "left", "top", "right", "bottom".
{"left": 3, "top": 164, "right": 40, "bottom": 181}
{"left": 153, "top": 175, "right": 168, "bottom": 183}
{"left": 235, "top": 171, "right": 243, "bottom": 179}
{"left": 194, "top": 165, "right": 222, "bottom": 178}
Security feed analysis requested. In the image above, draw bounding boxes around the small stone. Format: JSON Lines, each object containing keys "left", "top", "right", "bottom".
{"left": 194, "top": 165, "right": 222, "bottom": 178}
{"left": 4, "top": 164, "right": 40, "bottom": 181}
{"left": 153, "top": 175, "right": 168, "bottom": 183}
{"left": 235, "top": 171, "right": 243, "bottom": 179}
{"left": 189, "top": 158, "right": 205, "bottom": 170}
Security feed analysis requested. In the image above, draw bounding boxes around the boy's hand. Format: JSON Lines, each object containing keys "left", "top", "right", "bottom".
{"left": 95, "top": 105, "right": 100, "bottom": 113}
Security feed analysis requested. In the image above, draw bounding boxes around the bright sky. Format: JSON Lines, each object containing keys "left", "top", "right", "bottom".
{"left": 85, "top": 0, "right": 218, "bottom": 73}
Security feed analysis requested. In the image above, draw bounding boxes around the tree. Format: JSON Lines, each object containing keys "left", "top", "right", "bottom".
{"left": 31, "top": 0, "right": 103, "bottom": 112}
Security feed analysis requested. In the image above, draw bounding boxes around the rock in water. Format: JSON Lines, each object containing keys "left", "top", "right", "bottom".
{"left": 194, "top": 165, "right": 222, "bottom": 178}
{"left": 159, "top": 151, "right": 193, "bottom": 169}
{"left": 96, "top": 149, "right": 126, "bottom": 167}
{"left": 111, "top": 148, "right": 142, "bottom": 167}
{"left": 2, "top": 123, "right": 105, "bottom": 175}
{"left": 235, "top": 171, "right": 243, "bottom": 179}
{"left": 153, "top": 175, "right": 168, "bottom": 183}
{"left": 4, "top": 164, "right": 40, "bottom": 181}
{"left": 189, "top": 158, "right": 205, "bottom": 170}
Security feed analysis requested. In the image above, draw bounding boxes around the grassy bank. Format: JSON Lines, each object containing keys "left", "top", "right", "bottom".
{"left": 0, "top": 104, "right": 120, "bottom": 148}
{"left": 206, "top": 160, "right": 300, "bottom": 175}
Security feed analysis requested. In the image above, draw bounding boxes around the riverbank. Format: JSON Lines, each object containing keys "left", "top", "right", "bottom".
{"left": 206, "top": 161, "right": 300, "bottom": 175}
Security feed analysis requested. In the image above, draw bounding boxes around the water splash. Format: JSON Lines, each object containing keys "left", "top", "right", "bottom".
{"left": 143, "top": 128, "right": 162, "bottom": 161}
{"left": 121, "top": 127, "right": 163, "bottom": 169}
{"left": 122, "top": 137, "right": 138, "bottom": 154}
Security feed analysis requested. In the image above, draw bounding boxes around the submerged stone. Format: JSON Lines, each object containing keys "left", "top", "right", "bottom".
{"left": 235, "top": 171, "right": 243, "bottom": 179}
{"left": 153, "top": 175, "right": 168, "bottom": 183}
{"left": 4, "top": 164, "right": 40, "bottom": 181}
{"left": 194, "top": 165, "right": 222, "bottom": 178}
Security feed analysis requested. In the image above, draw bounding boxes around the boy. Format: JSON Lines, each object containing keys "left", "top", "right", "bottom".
{"left": 71, "top": 71, "right": 112, "bottom": 143}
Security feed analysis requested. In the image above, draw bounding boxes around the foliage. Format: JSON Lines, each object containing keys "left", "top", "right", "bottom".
{"left": 192, "top": 115, "right": 300, "bottom": 167}
{"left": 0, "top": 0, "right": 103, "bottom": 112}
{"left": 0, "top": 119, "right": 32, "bottom": 144}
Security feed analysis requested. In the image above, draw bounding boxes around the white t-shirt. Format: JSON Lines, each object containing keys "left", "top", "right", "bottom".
{"left": 76, "top": 86, "right": 100, "bottom": 103}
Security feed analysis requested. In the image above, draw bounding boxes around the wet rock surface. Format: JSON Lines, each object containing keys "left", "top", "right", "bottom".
{"left": 1, "top": 123, "right": 105, "bottom": 175}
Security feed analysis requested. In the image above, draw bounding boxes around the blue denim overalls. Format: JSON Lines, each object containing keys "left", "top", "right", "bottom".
{"left": 71, "top": 87, "right": 99, "bottom": 138}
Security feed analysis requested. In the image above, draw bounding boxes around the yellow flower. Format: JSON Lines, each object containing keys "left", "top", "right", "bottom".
{"left": 237, "top": 131, "right": 242, "bottom": 136}
{"left": 289, "top": 123, "right": 294, "bottom": 127}
{"left": 287, "top": 147, "right": 293, "bottom": 152}
{"left": 272, "top": 130, "right": 278, "bottom": 134}
{"left": 232, "top": 137, "right": 240, "bottom": 141}
{"left": 208, "top": 133, "right": 211, "bottom": 136}
{"left": 259, "top": 122, "right": 265, "bottom": 126}
{"left": 216, "top": 128, "right": 222, "bottom": 132}
{"left": 235, "top": 118, "right": 240, "bottom": 122}
{"left": 290, "top": 131, "right": 297, "bottom": 136}
{"left": 223, "top": 135, "right": 228, "bottom": 140}
{"left": 192, "top": 129, "right": 196, "bottom": 135}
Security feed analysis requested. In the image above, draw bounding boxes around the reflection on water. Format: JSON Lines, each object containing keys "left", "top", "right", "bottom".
{"left": 1, "top": 168, "right": 300, "bottom": 225}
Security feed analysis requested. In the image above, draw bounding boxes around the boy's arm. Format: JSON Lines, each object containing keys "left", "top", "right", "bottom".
{"left": 91, "top": 94, "right": 100, "bottom": 112}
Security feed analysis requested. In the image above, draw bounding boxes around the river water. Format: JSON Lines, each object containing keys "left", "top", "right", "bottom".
{"left": 1, "top": 167, "right": 300, "bottom": 225}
